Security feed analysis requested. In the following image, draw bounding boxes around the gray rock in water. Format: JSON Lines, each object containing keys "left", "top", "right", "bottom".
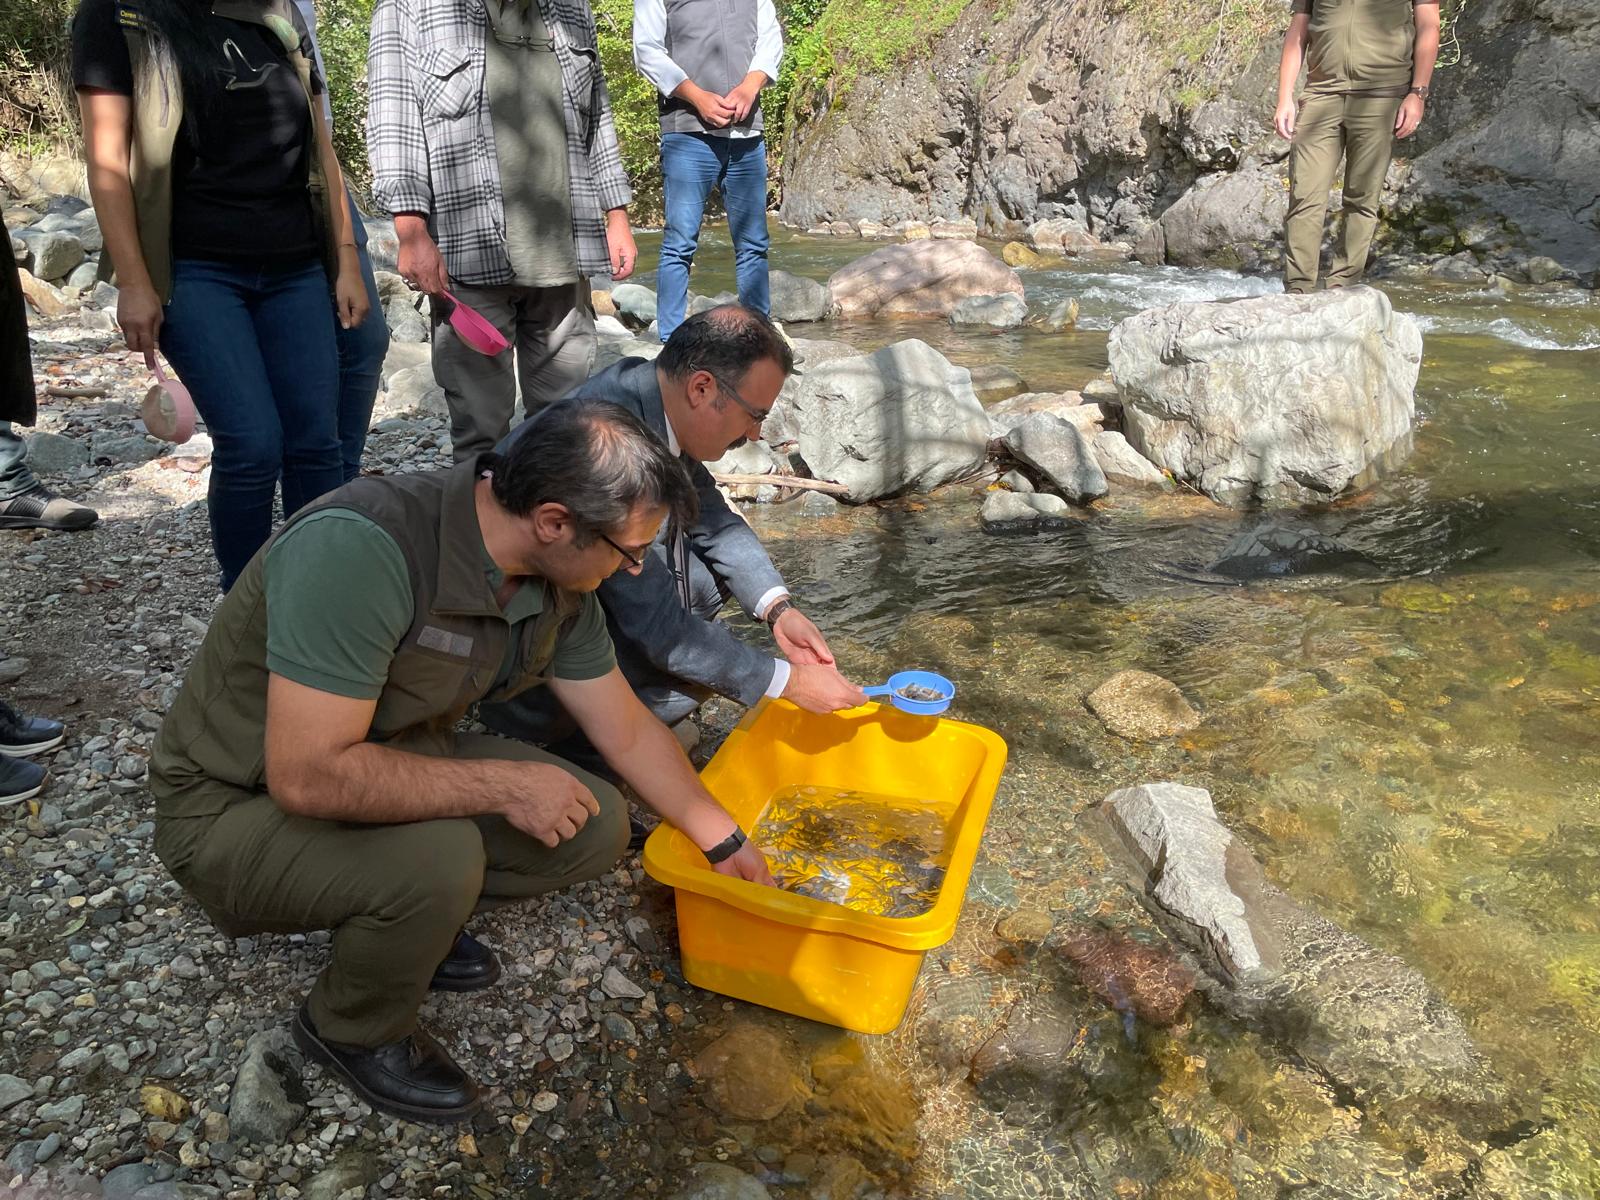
{"left": 1111, "top": 288, "right": 1420, "bottom": 506}
{"left": 998, "top": 469, "right": 1033, "bottom": 493}
{"left": 791, "top": 339, "right": 991, "bottom": 502}
{"left": 15, "top": 228, "right": 86, "bottom": 282}
{"left": 1092, "top": 431, "right": 1168, "bottom": 488}
{"left": 798, "top": 489, "right": 839, "bottom": 515}
{"left": 25, "top": 432, "right": 90, "bottom": 475}
{"left": 610, "top": 283, "right": 658, "bottom": 327}
{"left": 228, "top": 1027, "right": 307, "bottom": 1144}
{"left": 949, "top": 292, "right": 1029, "bottom": 328}
{"left": 671, "top": 1162, "right": 772, "bottom": 1200}
{"left": 1001, "top": 412, "right": 1107, "bottom": 505}
{"left": 967, "top": 363, "right": 1026, "bottom": 404}
{"left": 980, "top": 489, "right": 1072, "bottom": 531}
{"left": 1207, "top": 522, "right": 1367, "bottom": 579}
{"left": 768, "top": 269, "right": 830, "bottom": 322}
{"left": 1097, "top": 782, "right": 1517, "bottom": 1130}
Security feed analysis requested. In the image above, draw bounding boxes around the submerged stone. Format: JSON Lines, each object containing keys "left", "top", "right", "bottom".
{"left": 1208, "top": 522, "right": 1368, "bottom": 579}
{"left": 1058, "top": 926, "right": 1197, "bottom": 1027}
{"left": 1086, "top": 671, "right": 1201, "bottom": 740}
{"left": 690, "top": 1026, "right": 802, "bottom": 1121}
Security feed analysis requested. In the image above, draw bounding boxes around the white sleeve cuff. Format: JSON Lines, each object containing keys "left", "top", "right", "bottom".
{"left": 765, "top": 658, "right": 791, "bottom": 699}
{"left": 753, "top": 587, "right": 789, "bottom": 620}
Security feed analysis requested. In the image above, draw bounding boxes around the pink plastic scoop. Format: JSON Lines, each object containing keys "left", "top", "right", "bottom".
{"left": 441, "top": 290, "right": 509, "bottom": 356}
{"left": 141, "top": 351, "right": 197, "bottom": 444}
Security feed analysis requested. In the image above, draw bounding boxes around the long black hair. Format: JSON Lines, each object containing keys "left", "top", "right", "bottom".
{"left": 112, "top": 0, "right": 270, "bottom": 137}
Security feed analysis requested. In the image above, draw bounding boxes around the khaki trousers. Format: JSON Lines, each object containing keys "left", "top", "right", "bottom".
{"left": 432, "top": 279, "right": 596, "bottom": 463}
{"left": 154, "top": 733, "right": 627, "bottom": 1046}
{"left": 1283, "top": 91, "right": 1405, "bottom": 293}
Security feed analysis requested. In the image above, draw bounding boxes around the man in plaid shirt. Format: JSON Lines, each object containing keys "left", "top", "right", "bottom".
{"left": 368, "top": 0, "right": 639, "bottom": 462}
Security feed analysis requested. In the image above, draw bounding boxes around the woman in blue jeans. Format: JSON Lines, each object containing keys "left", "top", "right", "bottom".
{"left": 72, "top": 0, "right": 369, "bottom": 589}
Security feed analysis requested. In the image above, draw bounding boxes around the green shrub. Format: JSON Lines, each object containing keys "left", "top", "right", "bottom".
{"left": 0, "top": 0, "right": 76, "bottom": 152}
{"left": 313, "top": 0, "right": 377, "bottom": 196}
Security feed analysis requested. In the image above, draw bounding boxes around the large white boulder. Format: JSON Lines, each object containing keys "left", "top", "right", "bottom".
{"left": 789, "top": 339, "right": 990, "bottom": 502}
{"left": 827, "top": 240, "right": 1023, "bottom": 319}
{"left": 1109, "top": 287, "right": 1421, "bottom": 506}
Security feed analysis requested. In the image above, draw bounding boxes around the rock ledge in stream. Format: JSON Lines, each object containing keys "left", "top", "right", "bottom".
{"left": 1110, "top": 287, "right": 1420, "bottom": 506}
{"left": 1096, "top": 782, "right": 1519, "bottom": 1131}
{"left": 827, "top": 240, "right": 1023, "bottom": 319}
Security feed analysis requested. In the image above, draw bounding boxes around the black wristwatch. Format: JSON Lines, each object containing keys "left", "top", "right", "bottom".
{"left": 764, "top": 598, "right": 794, "bottom": 628}
{"left": 702, "top": 826, "right": 747, "bottom": 865}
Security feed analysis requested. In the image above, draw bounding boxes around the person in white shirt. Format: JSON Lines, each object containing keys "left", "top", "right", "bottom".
{"left": 633, "top": 0, "right": 782, "bottom": 342}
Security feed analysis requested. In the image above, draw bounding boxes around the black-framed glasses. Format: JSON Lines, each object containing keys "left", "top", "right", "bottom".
{"left": 601, "top": 533, "right": 645, "bottom": 571}
{"left": 712, "top": 375, "right": 772, "bottom": 428}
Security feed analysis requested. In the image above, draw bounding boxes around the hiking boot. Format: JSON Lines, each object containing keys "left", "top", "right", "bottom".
{"left": 292, "top": 1005, "right": 481, "bottom": 1124}
{"left": 0, "top": 700, "right": 65, "bottom": 757}
{"left": 0, "top": 485, "right": 98, "bottom": 532}
{"left": 0, "top": 756, "right": 45, "bottom": 807}
{"left": 428, "top": 930, "right": 501, "bottom": 992}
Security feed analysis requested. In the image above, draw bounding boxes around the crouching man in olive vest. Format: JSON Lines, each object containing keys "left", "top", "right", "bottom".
{"left": 149, "top": 400, "right": 772, "bottom": 1124}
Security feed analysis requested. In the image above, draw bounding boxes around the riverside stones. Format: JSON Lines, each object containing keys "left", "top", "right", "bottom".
{"left": 610, "top": 283, "right": 658, "bottom": 327}
{"left": 689, "top": 1026, "right": 802, "bottom": 1121}
{"left": 1110, "top": 287, "right": 1421, "bottom": 505}
{"left": 671, "top": 1162, "right": 773, "bottom": 1200}
{"left": 980, "top": 490, "right": 1072, "bottom": 530}
{"left": 948, "top": 292, "right": 1028, "bottom": 327}
{"left": 1091, "top": 431, "right": 1168, "bottom": 488}
{"left": 827, "top": 240, "right": 1024, "bottom": 319}
{"left": 790, "top": 339, "right": 990, "bottom": 501}
{"left": 1097, "top": 782, "right": 1514, "bottom": 1124}
{"left": 227, "top": 1028, "right": 307, "bottom": 1144}
{"left": 15, "top": 228, "right": 86, "bottom": 282}
{"left": 986, "top": 391, "right": 1102, "bottom": 441}
{"left": 1086, "top": 671, "right": 1200, "bottom": 739}
{"left": 1000, "top": 413, "right": 1107, "bottom": 505}
{"left": 767, "top": 270, "right": 830, "bottom": 323}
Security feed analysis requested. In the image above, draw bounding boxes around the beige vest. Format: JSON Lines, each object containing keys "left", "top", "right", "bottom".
{"left": 107, "top": 0, "right": 341, "bottom": 301}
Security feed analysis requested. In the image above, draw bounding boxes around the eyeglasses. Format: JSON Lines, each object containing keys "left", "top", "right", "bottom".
{"left": 600, "top": 533, "right": 645, "bottom": 571}
{"left": 712, "top": 375, "right": 772, "bottom": 429}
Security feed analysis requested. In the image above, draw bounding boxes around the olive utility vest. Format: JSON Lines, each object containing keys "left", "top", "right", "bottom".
{"left": 105, "top": 0, "right": 342, "bottom": 302}
{"left": 149, "top": 457, "right": 583, "bottom": 819}
{"left": 658, "top": 0, "right": 763, "bottom": 135}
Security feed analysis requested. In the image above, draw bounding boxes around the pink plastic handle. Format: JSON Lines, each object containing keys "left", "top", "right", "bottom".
{"left": 144, "top": 350, "right": 166, "bottom": 382}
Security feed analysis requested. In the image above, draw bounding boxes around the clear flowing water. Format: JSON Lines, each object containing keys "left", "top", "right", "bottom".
{"left": 633, "top": 229, "right": 1600, "bottom": 1197}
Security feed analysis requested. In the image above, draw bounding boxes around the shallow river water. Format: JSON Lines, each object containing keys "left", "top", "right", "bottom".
{"left": 625, "top": 229, "right": 1600, "bottom": 1198}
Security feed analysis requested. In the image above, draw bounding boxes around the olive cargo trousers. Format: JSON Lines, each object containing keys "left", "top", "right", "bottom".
{"left": 154, "top": 733, "right": 627, "bottom": 1046}
{"left": 1283, "top": 91, "right": 1406, "bottom": 293}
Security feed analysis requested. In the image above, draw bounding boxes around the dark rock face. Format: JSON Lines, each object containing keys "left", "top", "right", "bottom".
{"left": 781, "top": 0, "right": 1600, "bottom": 281}
{"left": 1207, "top": 522, "right": 1370, "bottom": 579}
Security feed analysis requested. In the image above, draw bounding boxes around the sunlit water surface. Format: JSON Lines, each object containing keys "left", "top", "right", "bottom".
{"left": 608, "top": 229, "right": 1600, "bottom": 1198}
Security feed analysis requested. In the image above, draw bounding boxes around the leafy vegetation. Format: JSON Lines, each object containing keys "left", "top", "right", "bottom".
{"left": 0, "top": 0, "right": 76, "bottom": 153}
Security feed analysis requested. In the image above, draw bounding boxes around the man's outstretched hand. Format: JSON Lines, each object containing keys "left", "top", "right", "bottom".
{"left": 772, "top": 606, "right": 835, "bottom": 666}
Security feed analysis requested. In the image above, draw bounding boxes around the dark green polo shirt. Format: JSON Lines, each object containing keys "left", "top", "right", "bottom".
{"left": 264, "top": 507, "right": 615, "bottom": 700}
{"left": 1293, "top": 0, "right": 1436, "bottom": 97}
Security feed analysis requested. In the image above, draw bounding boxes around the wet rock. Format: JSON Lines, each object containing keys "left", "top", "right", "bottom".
{"left": 670, "top": 1162, "right": 772, "bottom": 1200}
{"left": 1091, "top": 431, "right": 1168, "bottom": 488}
{"left": 1096, "top": 781, "right": 1516, "bottom": 1127}
{"left": 980, "top": 490, "right": 1072, "bottom": 531}
{"left": 827, "top": 240, "right": 1023, "bottom": 319}
{"left": 995, "top": 908, "right": 1054, "bottom": 947}
{"left": 611, "top": 283, "right": 658, "bottom": 327}
{"left": 768, "top": 270, "right": 831, "bottom": 323}
{"left": 690, "top": 1025, "right": 802, "bottom": 1120}
{"left": 806, "top": 1154, "right": 870, "bottom": 1200}
{"left": 1086, "top": 670, "right": 1200, "bottom": 739}
{"left": 967, "top": 364, "right": 1026, "bottom": 404}
{"left": 1002, "top": 241, "right": 1041, "bottom": 268}
{"left": 1059, "top": 927, "right": 1195, "bottom": 1026}
{"left": 948, "top": 292, "right": 1028, "bottom": 328}
{"left": 1519, "top": 255, "right": 1567, "bottom": 285}
{"left": 227, "top": 1027, "right": 307, "bottom": 1144}
{"left": 1111, "top": 287, "right": 1420, "bottom": 506}
{"left": 968, "top": 1001, "right": 1087, "bottom": 1110}
{"left": 1038, "top": 297, "right": 1079, "bottom": 332}
{"left": 790, "top": 339, "right": 990, "bottom": 502}
{"left": 1206, "top": 521, "right": 1367, "bottom": 579}
{"left": 1025, "top": 218, "right": 1103, "bottom": 257}
{"left": 1001, "top": 413, "right": 1107, "bottom": 505}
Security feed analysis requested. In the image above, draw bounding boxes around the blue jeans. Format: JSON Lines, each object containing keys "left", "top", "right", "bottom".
{"left": 0, "top": 423, "right": 37, "bottom": 500}
{"left": 161, "top": 257, "right": 343, "bottom": 590}
{"left": 657, "top": 132, "right": 771, "bottom": 342}
{"left": 336, "top": 194, "right": 389, "bottom": 482}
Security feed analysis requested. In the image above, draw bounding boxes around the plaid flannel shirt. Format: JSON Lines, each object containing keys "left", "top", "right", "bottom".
{"left": 368, "top": 0, "right": 632, "bottom": 286}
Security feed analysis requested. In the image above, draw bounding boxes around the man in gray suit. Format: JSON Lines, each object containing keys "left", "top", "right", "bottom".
{"left": 482, "top": 305, "right": 863, "bottom": 824}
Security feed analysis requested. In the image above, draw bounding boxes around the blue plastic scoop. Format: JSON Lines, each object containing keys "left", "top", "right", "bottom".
{"left": 862, "top": 670, "right": 956, "bottom": 715}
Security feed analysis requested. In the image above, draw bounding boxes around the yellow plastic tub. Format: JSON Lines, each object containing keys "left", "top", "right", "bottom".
{"left": 642, "top": 699, "right": 1008, "bottom": 1034}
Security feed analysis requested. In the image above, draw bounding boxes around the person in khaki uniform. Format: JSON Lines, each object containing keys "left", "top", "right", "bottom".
{"left": 149, "top": 400, "right": 772, "bottom": 1125}
{"left": 1275, "top": 0, "right": 1441, "bottom": 291}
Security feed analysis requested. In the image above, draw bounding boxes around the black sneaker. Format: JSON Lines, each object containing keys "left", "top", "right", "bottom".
{"left": 0, "top": 485, "right": 98, "bottom": 532}
{"left": 292, "top": 1005, "right": 481, "bottom": 1124}
{"left": 428, "top": 930, "right": 501, "bottom": 992}
{"left": 0, "top": 755, "right": 45, "bottom": 807}
{"left": 0, "top": 700, "right": 65, "bottom": 757}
